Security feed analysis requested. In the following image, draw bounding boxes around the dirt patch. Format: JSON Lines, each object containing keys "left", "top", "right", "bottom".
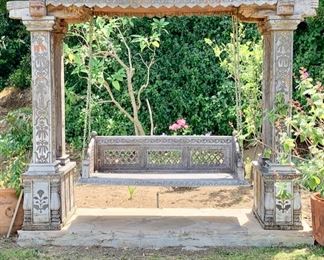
{"left": 0, "top": 87, "right": 31, "bottom": 117}
{"left": 75, "top": 185, "right": 312, "bottom": 225}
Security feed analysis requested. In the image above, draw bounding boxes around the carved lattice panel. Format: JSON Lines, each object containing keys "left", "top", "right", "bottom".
{"left": 191, "top": 149, "right": 225, "bottom": 166}
{"left": 147, "top": 150, "right": 182, "bottom": 165}
{"left": 103, "top": 150, "right": 139, "bottom": 165}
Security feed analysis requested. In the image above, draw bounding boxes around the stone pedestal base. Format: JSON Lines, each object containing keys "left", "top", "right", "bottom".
{"left": 253, "top": 159, "right": 303, "bottom": 230}
{"left": 22, "top": 161, "right": 76, "bottom": 231}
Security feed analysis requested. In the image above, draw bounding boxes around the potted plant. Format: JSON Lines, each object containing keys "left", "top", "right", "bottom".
{"left": 0, "top": 108, "right": 32, "bottom": 236}
{"left": 280, "top": 69, "right": 324, "bottom": 245}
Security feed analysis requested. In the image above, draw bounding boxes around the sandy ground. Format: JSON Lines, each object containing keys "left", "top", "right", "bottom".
{"left": 75, "top": 185, "right": 313, "bottom": 225}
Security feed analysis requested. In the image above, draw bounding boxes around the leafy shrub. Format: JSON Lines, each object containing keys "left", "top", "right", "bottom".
{"left": 64, "top": 16, "right": 261, "bottom": 147}
{"left": 0, "top": 0, "right": 30, "bottom": 90}
{"left": 281, "top": 70, "right": 324, "bottom": 197}
{"left": 294, "top": 1, "right": 324, "bottom": 84}
{"left": 205, "top": 24, "right": 263, "bottom": 144}
{"left": 0, "top": 108, "right": 32, "bottom": 193}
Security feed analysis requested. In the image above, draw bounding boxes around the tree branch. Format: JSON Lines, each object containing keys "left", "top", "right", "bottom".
{"left": 102, "top": 81, "right": 135, "bottom": 124}
{"left": 137, "top": 51, "right": 155, "bottom": 111}
{"left": 117, "top": 26, "right": 133, "bottom": 71}
{"left": 146, "top": 98, "right": 154, "bottom": 135}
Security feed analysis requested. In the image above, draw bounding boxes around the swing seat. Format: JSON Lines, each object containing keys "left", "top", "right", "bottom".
{"left": 79, "top": 135, "right": 249, "bottom": 187}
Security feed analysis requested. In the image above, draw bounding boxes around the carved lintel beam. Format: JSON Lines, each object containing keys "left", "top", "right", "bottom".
{"left": 47, "top": 5, "right": 92, "bottom": 24}
{"left": 294, "top": 0, "right": 319, "bottom": 18}
{"left": 238, "top": 6, "right": 276, "bottom": 21}
{"left": 53, "top": 19, "right": 68, "bottom": 34}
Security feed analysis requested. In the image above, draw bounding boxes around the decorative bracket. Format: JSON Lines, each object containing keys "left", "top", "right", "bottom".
{"left": 277, "top": 0, "right": 295, "bottom": 16}
{"left": 29, "top": 0, "right": 46, "bottom": 17}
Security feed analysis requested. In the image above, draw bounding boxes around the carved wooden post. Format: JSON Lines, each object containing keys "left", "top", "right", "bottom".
{"left": 21, "top": 16, "right": 76, "bottom": 230}
{"left": 53, "top": 20, "right": 70, "bottom": 165}
{"left": 253, "top": 17, "right": 303, "bottom": 230}
{"left": 261, "top": 17, "right": 300, "bottom": 159}
{"left": 22, "top": 17, "right": 61, "bottom": 230}
{"left": 259, "top": 23, "right": 272, "bottom": 153}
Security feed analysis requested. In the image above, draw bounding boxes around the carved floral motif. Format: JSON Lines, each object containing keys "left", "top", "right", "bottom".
{"left": 273, "top": 31, "right": 293, "bottom": 157}
{"left": 274, "top": 31, "right": 292, "bottom": 97}
{"left": 33, "top": 189, "right": 49, "bottom": 213}
{"left": 276, "top": 199, "right": 291, "bottom": 213}
{"left": 31, "top": 32, "right": 52, "bottom": 163}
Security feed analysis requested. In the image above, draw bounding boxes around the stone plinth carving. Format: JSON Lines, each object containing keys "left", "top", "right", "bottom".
{"left": 253, "top": 160, "right": 302, "bottom": 229}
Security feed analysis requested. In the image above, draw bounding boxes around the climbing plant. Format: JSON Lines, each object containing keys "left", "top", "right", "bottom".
{"left": 205, "top": 22, "right": 263, "bottom": 146}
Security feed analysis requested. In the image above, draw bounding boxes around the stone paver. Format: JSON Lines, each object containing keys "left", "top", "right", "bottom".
{"left": 18, "top": 208, "right": 313, "bottom": 248}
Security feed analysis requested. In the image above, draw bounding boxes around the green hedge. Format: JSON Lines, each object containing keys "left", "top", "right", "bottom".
{"left": 0, "top": 0, "right": 30, "bottom": 89}
{"left": 64, "top": 16, "right": 261, "bottom": 147}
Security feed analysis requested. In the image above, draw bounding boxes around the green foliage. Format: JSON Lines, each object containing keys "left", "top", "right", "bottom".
{"left": 0, "top": 0, "right": 30, "bottom": 90}
{"left": 64, "top": 16, "right": 259, "bottom": 147}
{"left": 293, "top": 0, "right": 324, "bottom": 84}
{"left": 275, "top": 182, "right": 293, "bottom": 201}
{"left": 65, "top": 17, "right": 168, "bottom": 141}
{"left": 281, "top": 71, "right": 324, "bottom": 197}
{"left": 0, "top": 108, "right": 32, "bottom": 193}
{"left": 0, "top": 244, "right": 323, "bottom": 259}
{"left": 205, "top": 24, "right": 263, "bottom": 144}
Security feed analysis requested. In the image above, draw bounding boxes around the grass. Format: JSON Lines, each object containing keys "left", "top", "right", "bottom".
{"left": 0, "top": 239, "right": 323, "bottom": 260}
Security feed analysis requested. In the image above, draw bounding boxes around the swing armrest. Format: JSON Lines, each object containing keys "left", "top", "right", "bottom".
{"left": 232, "top": 135, "right": 244, "bottom": 181}
{"left": 81, "top": 137, "right": 96, "bottom": 178}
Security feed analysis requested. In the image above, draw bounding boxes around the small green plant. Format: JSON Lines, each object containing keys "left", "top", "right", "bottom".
{"left": 127, "top": 186, "right": 137, "bottom": 200}
{"left": 262, "top": 148, "right": 272, "bottom": 159}
{"left": 244, "top": 157, "right": 252, "bottom": 180}
{"left": 275, "top": 182, "right": 293, "bottom": 201}
{"left": 0, "top": 108, "right": 32, "bottom": 194}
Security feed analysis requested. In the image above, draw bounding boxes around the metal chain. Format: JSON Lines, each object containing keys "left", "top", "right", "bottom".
{"left": 82, "top": 17, "right": 94, "bottom": 159}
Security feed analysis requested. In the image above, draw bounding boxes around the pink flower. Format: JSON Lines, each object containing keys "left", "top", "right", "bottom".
{"left": 176, "top": 119, "right": 186, "bottom": 127}
{"left": 299, "top": 67, "right": 309, "bottom": 80}
{"left": 183, "top": 124, "right": 189, "bottom": 129}
{"left": 169, "top": 123, "right": 181, "bottom": 131}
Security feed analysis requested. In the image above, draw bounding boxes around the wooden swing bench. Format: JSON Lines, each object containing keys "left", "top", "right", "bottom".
{"left": 80, "top": 134, "right": 248, "bottom": 187}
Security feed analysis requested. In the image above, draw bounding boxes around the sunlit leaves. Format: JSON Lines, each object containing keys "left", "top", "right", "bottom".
{"left": 0, "top": 108, "right": 32, "bottom": 193}
{"left": 281, "top": 73, "right": 324, "bottom": 197}
{"left": 205, "top": 26, "right": 263, "bottom": 143}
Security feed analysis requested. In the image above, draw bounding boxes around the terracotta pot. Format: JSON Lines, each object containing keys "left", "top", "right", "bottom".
{"left": 311, "top": 193, "right": 324, "bottom": 246}
{"left": 0, "top": 188, "right": 23, "bottom": 236}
